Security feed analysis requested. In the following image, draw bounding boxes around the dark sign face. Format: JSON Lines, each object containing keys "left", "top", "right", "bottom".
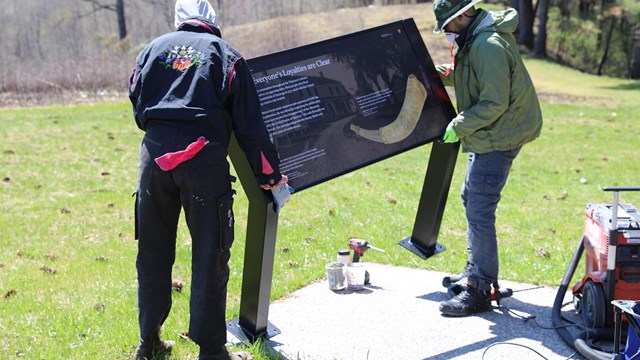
{"left": 248, "top": 19, "right": 454, "bottom": 192}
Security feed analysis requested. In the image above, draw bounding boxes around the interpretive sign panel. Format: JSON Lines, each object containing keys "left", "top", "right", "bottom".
{"left": 248, "top": 18, "right": 453, "bottom": 191}
{"left": 228, "top": 19, "right": 458, "bottom": 342}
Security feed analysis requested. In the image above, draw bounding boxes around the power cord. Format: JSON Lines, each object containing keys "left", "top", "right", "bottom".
{"left": 481, "top": 341, "right": 551, "bottom": 359}
{"left": 480, "top": 305, "right": 585, "bottom": 360}
{"left": 506, "top": 306, "right": 587, "bottom": 332}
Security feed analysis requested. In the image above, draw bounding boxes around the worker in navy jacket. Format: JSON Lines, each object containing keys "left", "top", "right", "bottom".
{"left": 128, "top": 1, "right": 287, "bottom": 359}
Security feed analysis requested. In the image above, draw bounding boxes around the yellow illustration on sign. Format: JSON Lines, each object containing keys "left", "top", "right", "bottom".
{"left": 350, "top": 74, "right": 427, "bottom": 144}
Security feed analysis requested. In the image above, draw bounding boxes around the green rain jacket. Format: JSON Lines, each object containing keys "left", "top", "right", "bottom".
{"left": 436, "top": 8, "right": 543, "bottom": 154}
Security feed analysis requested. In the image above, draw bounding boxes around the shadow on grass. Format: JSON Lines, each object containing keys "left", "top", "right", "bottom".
{"left": 599, "top": 82, "right": 640, "bottom": 92}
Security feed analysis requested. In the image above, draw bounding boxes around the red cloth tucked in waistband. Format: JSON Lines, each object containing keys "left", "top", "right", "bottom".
{"left": 154, "top": 136, "right": 209, "bottom": 171}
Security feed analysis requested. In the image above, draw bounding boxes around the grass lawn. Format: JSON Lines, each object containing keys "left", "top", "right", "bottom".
{"left": 1, "top": 6, "right": 640, "bottom": 360}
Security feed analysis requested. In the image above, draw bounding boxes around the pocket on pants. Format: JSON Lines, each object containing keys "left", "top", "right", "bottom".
{"left": 468, "top": 174, "right": 505, "bottom": 195}
{"left": 217, "top": 190, "right": 236, "bottom": 251}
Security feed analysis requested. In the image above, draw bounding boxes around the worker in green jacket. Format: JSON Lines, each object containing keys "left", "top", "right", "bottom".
{"left": 432, "top": 0, "right": 543, "bottom": 317}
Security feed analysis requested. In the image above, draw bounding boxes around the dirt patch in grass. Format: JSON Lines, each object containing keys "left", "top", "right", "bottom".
{"left": 0, "top": 90, "right": 127, "bottom": 108}
{"left": 1, "top": 85, "right": 615, "bottom": 110}
{"left": 536, "top": 91, "right": 615, "bottom": 106}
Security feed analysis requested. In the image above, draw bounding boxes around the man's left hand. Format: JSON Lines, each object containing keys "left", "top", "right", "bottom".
{"left": 272, "top": 184, "right": 294, "bottom": 213}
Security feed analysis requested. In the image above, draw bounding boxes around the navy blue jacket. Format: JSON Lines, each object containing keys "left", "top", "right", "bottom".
{"left": 129, "top": 16, "right": 282, "bottom": 186}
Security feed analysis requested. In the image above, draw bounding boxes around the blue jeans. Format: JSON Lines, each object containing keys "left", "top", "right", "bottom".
{"left": 461, "top": 147, "right": 520, "bottom": 290}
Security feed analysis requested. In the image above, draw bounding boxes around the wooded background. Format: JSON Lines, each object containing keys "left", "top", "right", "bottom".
{"left": 1, "top": 0, "right": 638, "bottom": 98}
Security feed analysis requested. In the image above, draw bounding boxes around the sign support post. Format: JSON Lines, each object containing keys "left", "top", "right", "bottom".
{"left": 398, "top": 141, "right": 459, "bottom": 259}
{"left": 226, "top": 135, "right": 281, "bottom": 343}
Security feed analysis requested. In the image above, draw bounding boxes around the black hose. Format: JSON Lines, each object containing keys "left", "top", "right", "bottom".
{"left": 552, "top": 237, "right": 585, "bottom": 350}
{"left": 575, "top": 327, "right": 621, "bottom": 360}
{"left": 551, "top": 236, "right": 618, "bottom": 360}
{"left": 574, "top": 340, "right": 610, "bottom": 360}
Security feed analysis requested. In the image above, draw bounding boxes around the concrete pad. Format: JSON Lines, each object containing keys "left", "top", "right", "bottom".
{"left": 229, "top": 263, "right": 587, "bottom": 359}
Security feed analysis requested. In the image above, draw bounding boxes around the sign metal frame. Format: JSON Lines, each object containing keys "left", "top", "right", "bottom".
{"left": 227, "top": 18, "right": 458, "bottom": 342}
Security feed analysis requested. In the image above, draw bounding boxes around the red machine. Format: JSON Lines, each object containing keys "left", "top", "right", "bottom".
{"left": 572, "top": 187, "right": 640, "bottom": 328}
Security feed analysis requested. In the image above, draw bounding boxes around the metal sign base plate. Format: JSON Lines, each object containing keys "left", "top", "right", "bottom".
{"left": 226, "top": 318, "right": 281, "bottom": 345}
{"left": 398, "top": 237, "right": 446, "bottom": 260}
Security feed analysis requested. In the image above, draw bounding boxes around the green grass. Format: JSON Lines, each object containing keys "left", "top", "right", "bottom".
{"left": 1, "top": 56, "right": 640, "bottom": 360}
{"left": 525, "top": 56, "right": 640, "bottom": 104}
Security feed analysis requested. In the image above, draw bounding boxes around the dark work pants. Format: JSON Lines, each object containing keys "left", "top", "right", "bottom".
{"left": 135, "top": 124, "right": 235, "bottom": 350}
{"left": 460, "top": 147, "right": 520, "bottom": 291}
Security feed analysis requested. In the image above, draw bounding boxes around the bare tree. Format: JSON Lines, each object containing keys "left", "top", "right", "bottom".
{"left": 631, "top": 25, "right": 640, "bottom": 79}
{"left": 83, "top": 0, "right": 128, "bottom": 39}
{"left": 631, "top": 48, "right": 640, "bottom": 78}
{"left": 518, "top": 0, "right": 535, "bottom": 49}
{"left": 534, "top": 0, "right": 550, "bottom": 57}
{"left": 597, "top": 15, "right": 616, "bottom": 75}
{"left": 141, "top": 0, "right": 174, "bottom": 30}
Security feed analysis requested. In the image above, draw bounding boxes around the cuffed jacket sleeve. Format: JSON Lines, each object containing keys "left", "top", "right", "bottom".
{"left": 128, "top": 50, "right": 148, "bottom": 130}
{"left": 436, "top": 64, "right": 456, "bottom": 87}
{"left": 227, "top": 57, "right": 283, "bottom": 187}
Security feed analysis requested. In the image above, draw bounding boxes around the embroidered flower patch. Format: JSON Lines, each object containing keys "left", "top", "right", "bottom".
{"left": 158, "top": 45, "right": 203, "bottom": 72}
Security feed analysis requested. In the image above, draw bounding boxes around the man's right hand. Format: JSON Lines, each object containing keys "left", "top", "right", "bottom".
{"left": 442, "top": 122, "right": 459, "bottom": 143}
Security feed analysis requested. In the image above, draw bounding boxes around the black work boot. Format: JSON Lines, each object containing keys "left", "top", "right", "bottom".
{"left": 439, "top": 280, "right": 492, "bottom": 317}
{"left": 199, "top": 346, "right": 254, "bottom": 360}
{"left": 442, "top": 261, "right": 473, "bottom": 288}
{"left": 446, "top": 283, "right": 466, "bottom": 299}
{"left": 134, "top": 333, "right": 175, "bottom": 360}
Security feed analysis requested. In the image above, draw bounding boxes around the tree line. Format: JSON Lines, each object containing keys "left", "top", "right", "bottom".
{"left": 0, "top": 0, "right": 429, "bottom": 95}
{"left": 0, "top": 0, "right": 638, "bottom": 97}
{"left": 512, "top": 0, "right": 640, "bottom": 78}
